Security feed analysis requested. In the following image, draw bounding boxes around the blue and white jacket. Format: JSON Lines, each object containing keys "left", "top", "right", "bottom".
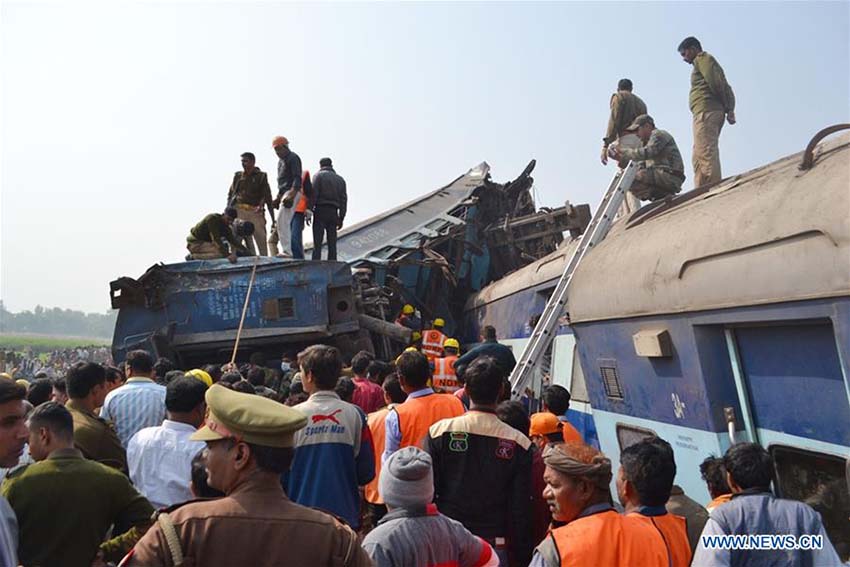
{"left": 284, "top": 390, "right": 375, "bottom": 528}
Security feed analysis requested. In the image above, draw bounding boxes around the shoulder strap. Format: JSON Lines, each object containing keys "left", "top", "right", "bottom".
{"left": 157, "top": 512, "right": 184, "bottom": 567}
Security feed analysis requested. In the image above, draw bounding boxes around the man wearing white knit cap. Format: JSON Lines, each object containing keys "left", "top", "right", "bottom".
{"left": 362, "top": 446, "right": 499, "bottom": 567}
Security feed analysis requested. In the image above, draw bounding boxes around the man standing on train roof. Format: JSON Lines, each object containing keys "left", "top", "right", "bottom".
{"left": 186, "top": 207, "right": 254, "bottom": 263}
{"left": 310, "top": 157, "right": 347, "bottom": 261}
{"left": 271, "top": 135, "right": 303, "bottom": 258}
{"left": 421, "top": 319, "right": 448, "bottom": 361}
{"left": 693, "top": 442, "right": 841, "bottom": 567}
{"left": 617, "top": 438, "right": 691, "bottom": 567}
{"left": 124, "top": 384, "right": 372, "bottom": 567}
{"left": 610, "top": 115, "right": 685, "bottom": 202}
{"left": 601, "top": 78, "right": 647, "bottom": 167}
{"left": 602, "top": 78, "right": 648, "bottom": 216}
{"left": 227, "top": 152, "right": 275, "bottom": 257}
{"left": 432, "top": 338, "right": 461, "bottom": 394}
{"left": 678, "top": 36, "right": 736, "bottom": 188}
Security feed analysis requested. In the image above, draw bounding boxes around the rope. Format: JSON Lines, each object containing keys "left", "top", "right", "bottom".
{"left": 230, "top": 256, "right": 260, "bottom": 365}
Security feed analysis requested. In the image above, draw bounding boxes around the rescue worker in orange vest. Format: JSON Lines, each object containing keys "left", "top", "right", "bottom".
{"left": 432, "top": 338, "right": 460, "bottom": 393}
{"left": 395, "top": 304, "right": 422, "bottom": 332}
{"left": 616, "top": 438, "right": 691, "bottom": 567}
{"left": 530, "top": 443, "right": 667, "bottom": 567}
{"left": 382, "top": 351, "right": 464, "bottom": 461}
{"left": 364, "top": 376, "right": 408, "bottom": 531}
{"left": 421, "top": 319, "right": 447, "bottom": 361}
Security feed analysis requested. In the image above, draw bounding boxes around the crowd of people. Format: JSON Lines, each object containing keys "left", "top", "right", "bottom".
{"left": 0, "top": 347, "right": 113, "bottom": 381}
{"left": 0, "top": 330, "right": 844, "bottom": 567}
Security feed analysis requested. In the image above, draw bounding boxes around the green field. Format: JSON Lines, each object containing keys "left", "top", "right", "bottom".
{"left": 0, "top": 334, "right": 110, "bottom": 353}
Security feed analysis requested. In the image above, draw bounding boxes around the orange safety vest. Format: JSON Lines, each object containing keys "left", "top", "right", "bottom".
{"left": 706, "top": 493, "right": 732, "bottom": 511}
{"left": 549, "top": 509, "right": 668, "bottom": 567}
{"left": 295, "top": 171, "right": 310, "bottom": 213}
{"left": 629, "top": 512, "right": 692, "bottom": 567}
{"left": 394, "top": 392, "right": 465, "bottom": 449}
{"left": 364, "top": 406, "right": 391, "bottom": 505}
{"left": 432, "top": 355, "right": 460, "bottom": 393}
{"left": 420, "top": 329, "right": 446, "bottom": 359}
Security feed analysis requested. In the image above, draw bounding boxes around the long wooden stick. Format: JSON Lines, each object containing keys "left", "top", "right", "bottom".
{"left": 230, "top": 256, "right": 260, "bottom": 365}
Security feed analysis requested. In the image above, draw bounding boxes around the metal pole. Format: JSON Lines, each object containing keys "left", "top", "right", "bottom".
{"left": 230, "top": 256, "right": 260, "bottom": 366}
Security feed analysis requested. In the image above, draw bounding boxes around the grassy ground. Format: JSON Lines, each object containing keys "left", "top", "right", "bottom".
{"left": 0, "top": 334, "right": 110, "bottom": 353}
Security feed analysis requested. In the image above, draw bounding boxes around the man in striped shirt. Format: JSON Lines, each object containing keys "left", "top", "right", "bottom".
{"left": 101, "top": 351, "right": 166, "bottom": 447}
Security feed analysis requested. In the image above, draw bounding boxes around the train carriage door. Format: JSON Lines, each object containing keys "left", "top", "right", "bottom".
{"left": 725, "top": 322, "right": 850, "bottom": 561}
{"left": 727, "top": 322, "right": 850, "bottom": 449}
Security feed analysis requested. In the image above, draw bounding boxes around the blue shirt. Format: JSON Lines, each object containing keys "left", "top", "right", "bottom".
{"left": 101, "top": 377, "right": 167, "bottom": 448}
{"left": 382, "top": 387, "right": 434, "bottom": 462}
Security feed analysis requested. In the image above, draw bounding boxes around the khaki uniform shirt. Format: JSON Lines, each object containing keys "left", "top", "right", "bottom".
{"left": 689, "top": 52, "right": 735, "bottom": 114}
{"left": 127, "top": 476, "right": 373, "bottom": 567}
{"left": 187, "top": 213, "right": 248, "bottom": 256}
{"left": 620, "top": 129, "right": 685, "bottom": 175}
{"left": 66, "top": 399, "right": 128, "bottom": 473}
{"left": 228, "top": 168, "right": 273, "bottom": 208}
{"left": 604, "top": 91, "right": 648, "bottom": 145}
{"left": 1, "top": 448, "right": 152, "bottom": 566}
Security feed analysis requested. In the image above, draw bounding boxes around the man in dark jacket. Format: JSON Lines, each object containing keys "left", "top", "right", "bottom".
{"left": 454, "top": 326, "right": 516, "bottom": 378}
{"left": 310, "top": 157, "right": 347, "bottom": 261}
{"left": 426, "top": 356, "right": 533, "bottom": 566}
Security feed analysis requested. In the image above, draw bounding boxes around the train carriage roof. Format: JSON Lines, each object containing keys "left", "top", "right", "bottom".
{"left": 569, "top": 130, "right": 850, "bottom": 323}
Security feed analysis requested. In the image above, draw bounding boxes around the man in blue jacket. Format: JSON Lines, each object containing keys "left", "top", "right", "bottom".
{"left": 285, "top": 345, "right": 375, "bottom": 529}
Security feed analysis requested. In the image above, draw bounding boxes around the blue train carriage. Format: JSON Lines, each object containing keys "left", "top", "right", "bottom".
{"left": 567, "top": 126, "right": 850, "bottom": 553}
{"left": 109, "top": 257, "right": 372, "bottom": 367}
{"left": 463, "top": 237, "right": 601, "bottom": 448}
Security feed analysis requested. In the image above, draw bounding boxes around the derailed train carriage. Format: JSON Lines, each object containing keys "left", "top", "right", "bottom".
{"left": 465, "top": 126, "right": 850, "bottom": 558}
{"left": 110, "top": 160, "right": 590, "bottom": 367}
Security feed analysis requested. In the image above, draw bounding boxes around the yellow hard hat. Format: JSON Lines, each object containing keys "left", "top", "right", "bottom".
{"left": 402, "top": 304, "right": 415, "bottom": 315}
{"left": 411, "top": 331, "right": 422, "bottom": 342}
{"left": 404, "top": 346, "right": 419, "bottom": 353}
{"left": 443, "top": 338, "right": 460, "bottom": 350}
{"left": 434, "top": 318, "right": 445, "bottom": 328}
{"left": 186, "top": 369, "right": 213, "bottom": 387}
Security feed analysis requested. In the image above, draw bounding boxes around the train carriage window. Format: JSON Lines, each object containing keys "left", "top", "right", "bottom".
{"left": 771, "top": 446, "right": 850, "bottom": 561}
{"left": 599, "top": 358, "right": 624, "bottom": 400}
{"left": 616, "top": 424, "right": 657, "bottom": 452}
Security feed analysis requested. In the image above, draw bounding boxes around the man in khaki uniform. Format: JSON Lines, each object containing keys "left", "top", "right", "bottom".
{"left": 186, "top": 208, "right": 253, "bottom": 263}
{"left": 602, "top": 78, "right": 649, "bottom": 216}
{"left": 678, "top": 36, "right": 736, "bottom": 188}
{"left": 611, "top": 115, "right": 685, "bottom": 202}
{"left": 65, "top": 362, "right": 127, "bottom": 473}
{"left": 227, "top": 152, "right": 275, "bottom": 256}
{"left": 124, "top": 385, "right": 373, "bottom": 567}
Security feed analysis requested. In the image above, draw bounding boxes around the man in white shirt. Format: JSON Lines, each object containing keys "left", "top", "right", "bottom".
{"left": 127, "top": 376, "right": 207, "bottom": 509}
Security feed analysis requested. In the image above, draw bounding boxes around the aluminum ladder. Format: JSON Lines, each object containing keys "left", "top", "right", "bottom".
{"left": 509, "top": 161, "right": 638, "bottom": 398}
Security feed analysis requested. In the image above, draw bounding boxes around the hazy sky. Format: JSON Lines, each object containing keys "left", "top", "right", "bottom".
{"left": 2, "top": 1, "right": 848, "bottom": 314}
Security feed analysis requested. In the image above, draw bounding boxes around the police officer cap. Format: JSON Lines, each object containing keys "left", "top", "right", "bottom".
{"left": 626, "top": 114, "right": 654, "bottom": 131}
{"left": 191, "top": 384, "right": 307, "bottom": 448}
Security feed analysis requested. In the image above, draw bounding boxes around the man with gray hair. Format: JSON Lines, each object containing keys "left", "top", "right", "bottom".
{"left": 362, "top": 446, "right": 498, "bottom": 567}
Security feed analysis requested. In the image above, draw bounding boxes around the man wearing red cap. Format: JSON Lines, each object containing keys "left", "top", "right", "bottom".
{"left": 272, "top": 136, "right": 305, "bottom": 259}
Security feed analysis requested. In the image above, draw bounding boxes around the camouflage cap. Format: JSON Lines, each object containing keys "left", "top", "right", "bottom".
{"left": 191, "top": 384, "right": 307, "bottom": 448}
{"left": 625, "top": 114, "right": 655, "bottom": 131}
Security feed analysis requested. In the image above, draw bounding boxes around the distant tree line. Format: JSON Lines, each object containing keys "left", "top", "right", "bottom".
{"left": 0, "top": 301, "right": 117, "bottom": 339}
